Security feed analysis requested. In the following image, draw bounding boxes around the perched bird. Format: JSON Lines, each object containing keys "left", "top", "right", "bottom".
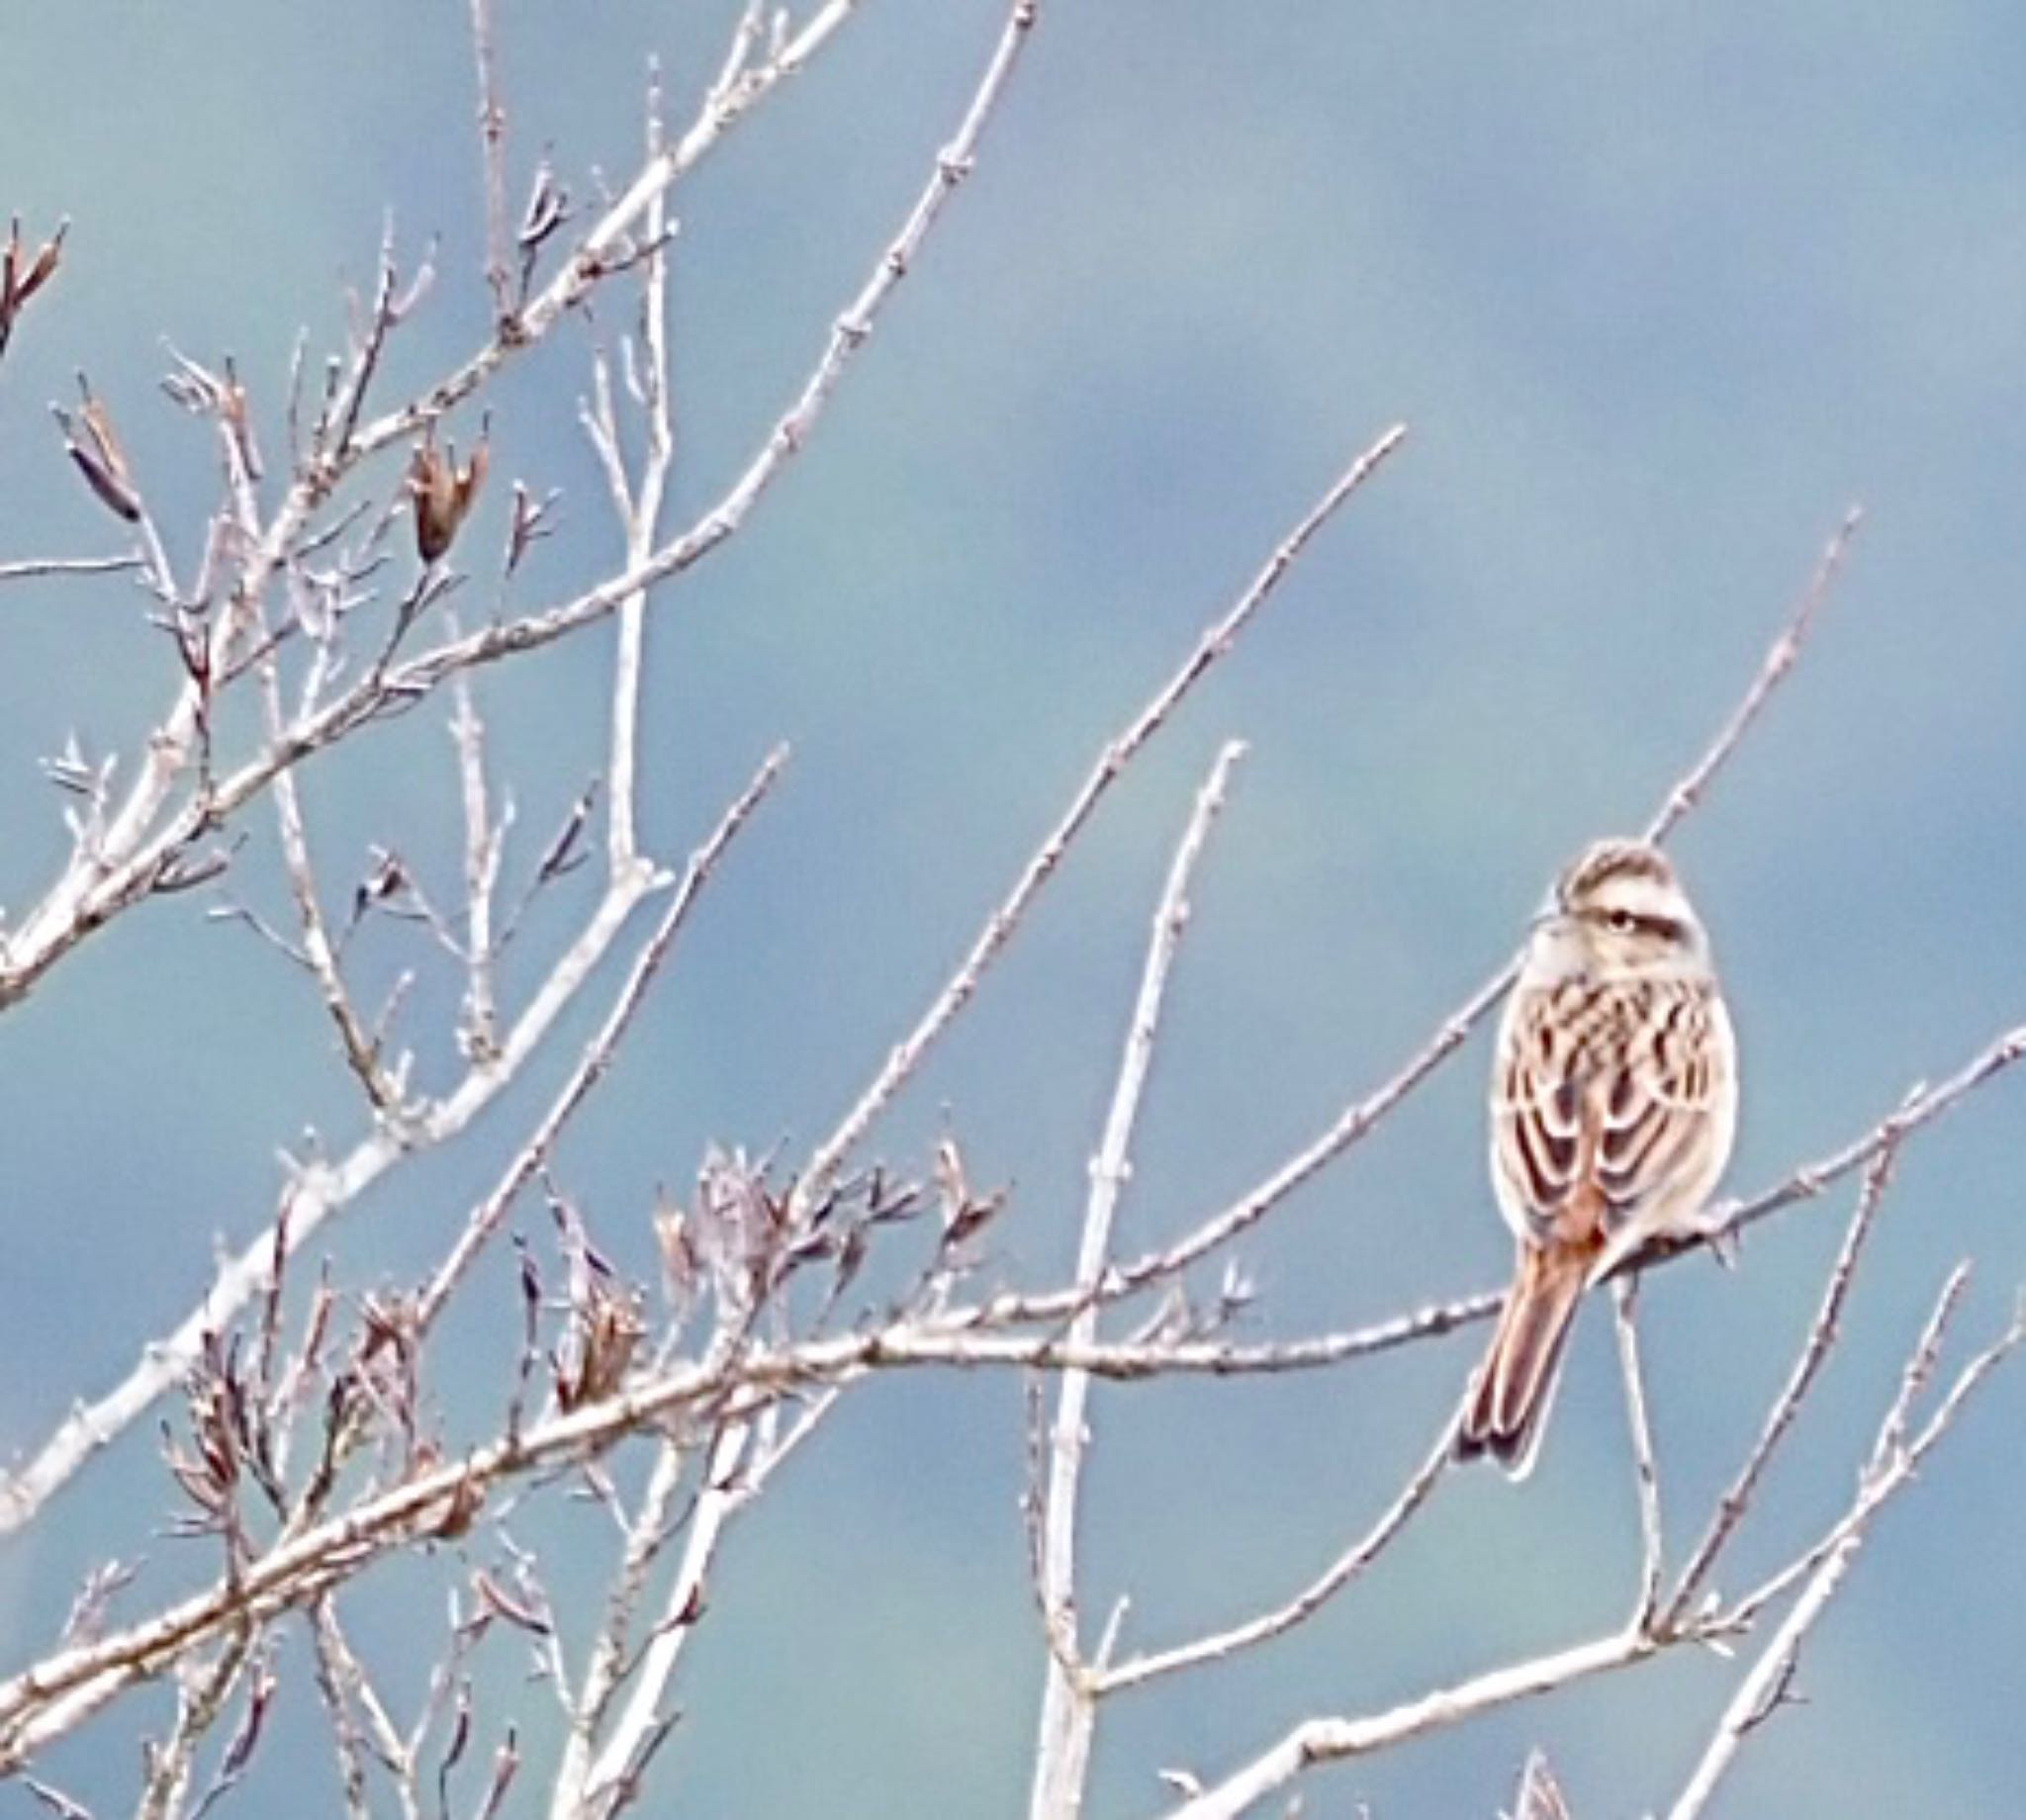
{"left": 1456, "top": 838, "right": 1738, "bottom": 1478}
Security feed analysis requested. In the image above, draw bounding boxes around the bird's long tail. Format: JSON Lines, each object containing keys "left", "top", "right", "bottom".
{"left": 1455, "top": 1241, "right": 1590, "bottom": 1480}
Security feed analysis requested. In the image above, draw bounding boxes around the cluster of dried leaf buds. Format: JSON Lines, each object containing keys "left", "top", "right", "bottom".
{"left": 162, "top": 1333, "right": 282, "bottom": 1557}
{"left": 0, "top": 217, "right": 62, "bottom": 360}
{"left": 149, "top": 1140, "right": 1004, "bottom": 1586}
{"left": 653, "top": 1141, "right": 1002, "bottom": 1330}
{"left": 657, "top": 1146, "right": 844, "bottom": 1321}
{"left": 555, "top": 1265, "right": 645, "bottom": 1414}
{"left": 408, "top": 430, "right": 488, "bottom": 563}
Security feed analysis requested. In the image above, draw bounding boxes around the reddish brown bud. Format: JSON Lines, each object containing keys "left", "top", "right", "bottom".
{"left": 0, "top": 217, "right": 64, "bottom": 357}
{"left": 53, "top": 379, "right": 142, "bottom": 523}
{"left": 408, "top": 432, "right": 488, "bottom": 563}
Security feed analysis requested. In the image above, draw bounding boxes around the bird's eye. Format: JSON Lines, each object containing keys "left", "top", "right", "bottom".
{"left": 1606, "top": 908, "right": 1637, "bottom": 933}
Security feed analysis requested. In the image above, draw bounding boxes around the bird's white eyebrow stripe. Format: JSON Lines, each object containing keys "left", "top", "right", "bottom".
{"left": 1584, "top": 872, "right": 1687, "bottom": 921}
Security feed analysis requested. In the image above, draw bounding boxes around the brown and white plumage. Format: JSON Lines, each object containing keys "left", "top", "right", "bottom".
{"left": 1456, "top": 839, "right": 1738, "bottom": 1478}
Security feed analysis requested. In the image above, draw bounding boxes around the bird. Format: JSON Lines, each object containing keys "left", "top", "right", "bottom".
{"left": 1455, "top": 837, "right": 1738, "bottom": 1479}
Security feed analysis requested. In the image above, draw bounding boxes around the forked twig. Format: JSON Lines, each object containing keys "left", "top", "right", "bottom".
{"left": 1665, "top": 1270, "right": 2026, "bottom": 1820}
{"left": 1164, "top": 1268, "right": 2021, "bottom": 1820}
{"left": 1664, "top": 1127, "right": 1905, "bottom": 1629}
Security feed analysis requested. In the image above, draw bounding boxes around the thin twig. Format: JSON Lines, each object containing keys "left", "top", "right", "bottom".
{"left": 1664, "top": 1128, "right": 1904, "bottom": 1630}
{"left": 447, "top": 654, "right": 506, "bottom": 1064}
{"left": 467, "top": 0, "right": 514, "bottom": 326}
{"left": 1612, "top": 1280, "right": 1664, "bottom": 1633}
{"left": 135, "top": 1628, "right": 256, "bottom": 1820}
{"left": 308, "top": 1596, "right": 414, "bottom": 1820}
{"left": 1719, "top": 1267, "right": 2022, "bottom": 1636}
{"left": 1665, "top": 1271, "right": 2025, "bottom": 1820}
{"left": 802, "top": 424, "right": 1406, "bottom": 1208}
{"left": 1664, "top": 1524, "right": 1852, "bottom": 1820}
{"left": 576, "top": 1421, "right": 753, "bottom": 1816}
{"left": 1698, "top": 1024, "right": 2026, "bottom": 1252}
{"left": 547, "top": 1434, "right": 694, "bottom": 1815}
{"left": 1643, "top": 507, "right": 1862, "bottom": 844}
{"left": 1029, "top": 741, "right": 1246, "bottom": 1820}
{"left": 263, "top": 660, "right": 406, "bottom": 1114}
{"left": 603, "top": 73, "right": 675, "bottom": 877}
{"left": 0, "top": 553, "right": 144, "bottom": 585}
{"left": 1095, "top": 1426, "right": 1450, "bottom": 1696}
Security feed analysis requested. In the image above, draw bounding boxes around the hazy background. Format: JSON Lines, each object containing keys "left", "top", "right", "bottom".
{"left": 2, "top": 4, "right": 2024, "bottom": 1814}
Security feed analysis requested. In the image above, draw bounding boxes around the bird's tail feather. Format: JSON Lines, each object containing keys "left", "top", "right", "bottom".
{"left": 1455, "top": 1244, "right": 1589, "bottom": 1480}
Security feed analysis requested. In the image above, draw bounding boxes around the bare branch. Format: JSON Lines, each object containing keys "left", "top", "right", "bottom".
{"left": 308, "top": 1597, "right": 411, "bottom": 1820}
{"left": 548, "top": 1434, "right": 693, "bottom": 1816}
{"left": 1666, "top": 1272, "right": 2025, "bottom": 1820}
{"left": 1162, "top": 1626, "right": 1661, "bottom": 1820}
{"left": 1721, "top": 1268, "right": 2023, "bottom": 1636}
{"left": 447, "top": 657, "right": 506, "bottom": 1064}
{"left": 1029, "top": 740, "right": 1246, "bottom": 1820}
{"left": 601, "top": 73, "right": 675, "bottom": 877}
{"left": 1665, "top": 1126, "right": 1905, "bottom": 1629}
{"left": 1643, "top": 506, "right": 1862, "bottom": 843}
{"left": 572, "top": 1421, "right": 749, "bottom": 1816}
{"left": 1705, "top": 1023, "right": 2026, "bottom": 1250}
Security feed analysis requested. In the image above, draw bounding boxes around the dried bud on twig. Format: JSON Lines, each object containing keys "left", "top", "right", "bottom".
{"left": 162, "top": 346, "right": 263, "bottom": 481}
{"left": 472, "top": 1568, "right": 554, "bottom": 1638}
{"left": 408, "top": 431, "right": 488, "bottom": 563}
{"left": 354, "top": 1292, "right": 424, "bottom": 1458}
{"left": 694, "top": 1145, "right": 787, "bottom": 1313}
{"left": 505, "top": 480, "right": 560, "bottom": 577}
{"left": 350, "top": 846, "right": 411, "bottom": 926}
{"left": 52, "top": 377, "right": 142, "bottom": 523}
{"left": 1509, "top": 1749, "right": 1576, "bottom": 1820}
{"left": 514, "top": 156, "right": 570, "bottom": 301}
{"left": 162, "top": 1332, "right": 272, "bottom": 1534}
{"left": 935, "top": 1136, "right": 1007, "bottom": 1253}
{"left": 0, "top": 216, "right": 64, "bottom": 358}
{"left": 554, "top": 1271, "right": 644, "bottom": 1411}
{"left": 654, "top": 1184, "right": 699, "bottom": 1315}
{"left": 432, "top": 1472, "right": 486, "bottom": 1540}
